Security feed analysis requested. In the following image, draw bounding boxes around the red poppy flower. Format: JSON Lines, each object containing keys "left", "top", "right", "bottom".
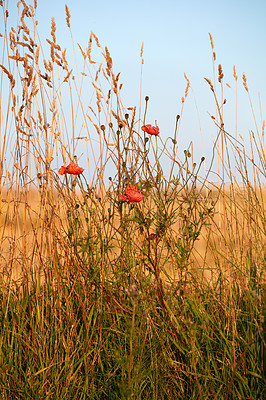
{"left": 141, "top": 124, "right": 159, "bottom": 136}
{"left": 119, "top": 185, "right": 144, "bottom": 203}
{"left": 58, "top": 162, "right": 84, "bottom": 175}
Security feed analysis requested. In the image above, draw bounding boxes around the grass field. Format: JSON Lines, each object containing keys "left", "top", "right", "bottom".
{"left": 0, "top": 1, "right": 265, "bottom": 399}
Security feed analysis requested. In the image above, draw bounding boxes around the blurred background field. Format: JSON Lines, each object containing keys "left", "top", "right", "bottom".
{"left": 0, "top": 1, "right": 265, "bottom": 398}
{"left": 1, "top": 185, "right": 265, "bottom": 285}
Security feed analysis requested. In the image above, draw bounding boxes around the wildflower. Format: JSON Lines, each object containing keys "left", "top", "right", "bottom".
{"left": 119, "top": 185, "right": 144, "bottom": 203}
{"left": 141, "top": 124, "right": 159, "bottom": 136}
{"left": 58, "top": 162, "right": 84, "bottom": 175}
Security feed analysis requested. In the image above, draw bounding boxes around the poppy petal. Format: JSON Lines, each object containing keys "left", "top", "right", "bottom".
{"left": 58, "top": 166, "right": 66, "bottom": 175}
{"left": 119, "top": 194, "right": 128, "bottom": 201}
{"left": 127, "top": 191, "right": 144, "bottom": 202}
{"left": 141, "top": 124, "right": 159, "bottom": 136}
{"left": 65, "top": 162, "right": 84, "bottom": 175}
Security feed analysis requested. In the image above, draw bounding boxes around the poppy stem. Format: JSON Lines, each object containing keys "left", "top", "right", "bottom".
{"left": 143, "top": 96, "right": 149, "bottom": 125}
{"left": 169, "top": 114, "right": 180, "bottom": 181}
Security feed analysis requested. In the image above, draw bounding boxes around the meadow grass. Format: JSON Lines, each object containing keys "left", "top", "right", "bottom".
{"left": 0, "top": 1, "right": 265, "bottom": 399}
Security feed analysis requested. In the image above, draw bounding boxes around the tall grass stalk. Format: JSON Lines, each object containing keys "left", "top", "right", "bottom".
{"left": 0, "top": 1, "right": 265, "bottom": 399}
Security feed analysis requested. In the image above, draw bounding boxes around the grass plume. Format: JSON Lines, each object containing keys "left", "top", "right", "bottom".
{"left": 0, "top": 1, "right": 265, "bottom": 399}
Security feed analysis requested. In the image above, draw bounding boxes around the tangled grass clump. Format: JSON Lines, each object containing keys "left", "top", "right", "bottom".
{"left": 0, "top": 1, "right": 265, "bottom": 398}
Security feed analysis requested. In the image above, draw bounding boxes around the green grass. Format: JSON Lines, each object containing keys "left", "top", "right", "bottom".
{"left": 0, "top": 266, "right": 264, "bottom": 399}
{"left": 0, "top": 1, "right": 265, "bottom": 398}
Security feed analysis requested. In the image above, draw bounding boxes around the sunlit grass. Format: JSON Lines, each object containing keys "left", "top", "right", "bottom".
{"left": 0, "top": 1, "right": 265, "bottom": 399}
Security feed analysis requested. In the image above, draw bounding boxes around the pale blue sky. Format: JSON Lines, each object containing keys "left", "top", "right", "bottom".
{"left": 5, "top": 0, "right": 266, "bottom": 178}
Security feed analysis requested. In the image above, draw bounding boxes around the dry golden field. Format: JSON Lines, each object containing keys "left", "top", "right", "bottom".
{"left": 0, "top": 2, "right": 265, "bottom": 398}
{"left": 1, "top": 184, "right": 265, "bottom": 286}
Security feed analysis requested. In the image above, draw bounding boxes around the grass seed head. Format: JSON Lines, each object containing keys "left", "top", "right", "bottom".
{"left": 65, "top": 5, "right": 71, "bottom": 28}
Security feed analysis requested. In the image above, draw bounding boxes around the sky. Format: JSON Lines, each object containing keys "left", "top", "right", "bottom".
{"left": 3, "top": 0, "right": 266, "bottom": 180}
